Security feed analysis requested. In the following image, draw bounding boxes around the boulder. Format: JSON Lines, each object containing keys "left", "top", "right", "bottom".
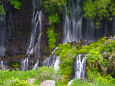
{"left": 26, "top": 78, "right": 35, "bottom": 84}
{"left": 40, "top": 80, "right": 55, "bottom": 86}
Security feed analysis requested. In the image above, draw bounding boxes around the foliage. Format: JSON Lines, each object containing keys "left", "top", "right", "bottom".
{"left": 43, "top": 0, "right": 66, "bottom": 15}
{"left": 59, "top": 47, "right": 77, "bottom": 79}
{"left": 0, "top": 69, "right": 36, "bottom": 86}
{"left": 78, "top": 46, "right": 89, "bottom": 54}
{"left": 9, "top": 62, "right": 19, "bottom": 68}
{"left": 71, "top": 75, "right": 115, "bottom": 86}
{"left": 86, "top": 50, "right": 102, "bottom": 63}
{"left": 56, "top": 43, "right": 71, "bottom": 55}
{"left": 8, "top": 0, "right": 21, "bottom": 10}
{"left": 103, "top": 39, "right": 115, "bottom": 55}
{"left": 0, "top": 0, "right": 21, "bottom": 14}
{"left": 71, "top": 79, "right": 92, "bottom": 86}
{"left": 0, "top": 5, "right": 6, "bottom": 14}
{"left": 86, "top": 70, "right": 115, "bottom": 86}
{"left": 6, "top": 79, "right": 29, "bottom": 86}
{"left": 47, "top": 26, "right": 58, "bottom": 51}
{"left": 43, "top": 0, "right": 66, "bottom": 26}
{"left": 35, "top": 66, "right": 63, "bottom": 84}
{"left": 48, "top": 13, "right": 60, "bottom": 24}
{"left": 83, "top": 0, "right": 114, "bottom": 26}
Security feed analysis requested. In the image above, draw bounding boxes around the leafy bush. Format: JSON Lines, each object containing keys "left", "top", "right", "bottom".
{"left": 86, "top": 50, "right": 102, "bottom": 63}
{"left": 6, "top": 79, "right": 29, "bottom": 86}
{"left": 36, "top": 66, "right": 63, "bottom": 84}
{"left": 8, "top": 0, "right": 21, "bottom": 10}
{"left": 48, "top": 13, "right": 60, "bottom": 24}
{"left": 56, "top": 43, "right": 71, "bottom": 55}
{"left": 0, "top": 70, "right": 36, "bottom": 85}
{"left": 83, "top": 0, "right": 113, "bottom": 26}
{"left": 87, "top": 70, "right": 115, "bottom": 86}
{"left": 47, "top": 26, "right": 58, "bottom": 51}
{"left": 59, "top": 47, "right": 77, "bottom": 79}
{"left": 103, "top": 39, "right": 115, "bottom": 55}
{"left": 78, "top": 46, "right": 89, "bottom": 54}
{"left": 43, "top": 0, "right": 66, "bottom": 15}
{"left": 9, "top": 62, "right": 19, "bottom": 68}
{"left": 0, "top": 5, "right": 6, "bottom": 14}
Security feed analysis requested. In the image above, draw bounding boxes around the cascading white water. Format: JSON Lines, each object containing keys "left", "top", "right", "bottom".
{"left": 33, "top": 60, "right": 39, "bottom": 70}
{"left": 75, "top": 54, "right": 86, "bottom": 79}
{"left": 21, "top": 57, "right": 29, "bottom": 70}
{"left": 27, "top": 10, "right": 43, "bottom": 56}
{"left": 54, "top": 56, "right": 59, "bottom": 70}
{"left": 34, "top": 11, "right": 43, "bottom": 58}
{"left": 68, "top": 80, "right": 74, "bottom": 86}
{"left": 63, "top": 0, "right": 82, "bottom": 43}
{"left": 0, "top": 14, "right": 6, "bottom": 56}
{"left": 43, "top": 55, "right": 56, "bottom": 66}
{"left": 67, "top": 54, "right": 86, "bottom": 86}
{"left": 0, "top": 61, "right": 4, "bottom": 69}
{"left": 63, "top": 0, "right": 114, "bottom": 43}
{"left": 21, "top": 0, "right": 43, "bottom": 70}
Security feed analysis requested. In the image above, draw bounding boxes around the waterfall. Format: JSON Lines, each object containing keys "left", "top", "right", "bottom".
{"left": 68, "top": 80, "right": 74, "bottom": 86}
{"left": 0, "top": 60, "right": 7, "bottom": 70}
{"left": 54, "top": 56, "right": 59, "bottom": 70}
{"left": 63, "top": 0, "right": 82, "bottom": 43}
{"left": 21, "top": 57, "right": 29, "bottom": 70}
{"left": 21, "top": 10, "right": 43, "bottom": 70}
{"left": 34, "top": 10, "right": 43, "bottom": 58}
{"left": 67, "top": 54, "right": 86, "bottom": 86}
{"left": 27, "top": 10, "right": 43, "bottom": 56}
{"left": 0, "top": 14, "right": 6, "bottom": 56}
{"left": 27, "top": 0, "right": 43, "bottom": 57}
{"left": 33, "top": 60, "right": 39, "bottom": 70}
{"left": 43, "top": 55, "right": 57, "bottom": 66}
{"left": 75, "top": 54, "right": 86, "bottom": 79}
{"left": 21, "top": 0, "right": 43, "bottom": 70}
{"left": 43, "top": 55, "right": 60, "bottom": 70}
{"left": 0, "top": 61, "right": 4, "bottom": 69}
{"left": 63, "top": 0, "right": 115, "bottom": 43}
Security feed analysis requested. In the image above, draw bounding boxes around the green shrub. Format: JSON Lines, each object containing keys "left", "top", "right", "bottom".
{"left": 0, "top": 5, "right": 6, "bottom": 14}
{"left": 0, "top": 70, "right": 36, "bottom": 85}
{"left": 9, "top": 62, "right": 20, "bottom": 68}
{"left": 103, "top": 39, "right": 115, "bottom": 55}
{"left": 56, "top": 43, "right": 71, "bottom": 55}
{"left": 6, "top": 79, "right": 29, "bottom": 86}
{"left": 43, "top": 0, "right": 66, "bottom": 15}
{"left": 8, "top": 0, "right": 21, "bottom": 10}
{"left": 47, "top": 26, "right": 58, "bottom": 51}
{"left": 87, "top": 70, "right": 115, "bottom": 86}
{"left": 59, "top": 47, "right": 77, "bottom": 79}
{"left": 36, "top": 66, "right": 63, "bottom": 84}
{"left": 78, "top": 46, "right": 89, "bottom": 54}
{"left": 83, "top": 0, "right": 113, "bottom": 26}
{"left": 86, "top": 50, "right": 102, "bottom": 63}
{"left": 48, "top": 13, "right": 60, "bottom": 24}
